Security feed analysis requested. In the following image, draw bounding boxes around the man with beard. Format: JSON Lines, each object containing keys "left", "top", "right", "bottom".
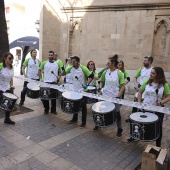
{"left": 39, "top": 50, "right": 61, "bottom": 115}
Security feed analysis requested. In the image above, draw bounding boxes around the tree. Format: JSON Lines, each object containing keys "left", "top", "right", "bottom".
{"left": 0, "top": 0, "right": 9, "bottom": 61}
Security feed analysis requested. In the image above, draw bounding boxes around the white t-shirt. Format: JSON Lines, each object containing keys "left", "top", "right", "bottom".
{"left": 41, "top": 61, "right": 59, "bottom": 83}
{"left": 0, "top": 67, "right": 13, "bottom": 92}
{"left": 24, "top": 58, "right": 40, "bottom": 79}
{"left": 102, "top": 69, "right": 120, "bottom": 98}
{"left": 138, "top": 67, "right": 152, "bottom": 85}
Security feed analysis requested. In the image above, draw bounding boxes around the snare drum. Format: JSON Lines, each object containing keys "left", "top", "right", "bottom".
{"left": 86, "top": 86, "right": 97, "bottom": 104}
{"left": 40, "top": 86, "right": 58, "bottom": 100}
{"left": 61, "top": 91, "right": 83, "bottom": 114}
{"left": 129, "top": 112, "right": 159, "bottom": 141}
{"left": 92, "top": 101, "right": 116, "bottom": 127}
{"left": 58, "top": 83, "right": 73, "bottom": 100}
{"left": 27, "top": 83, "right": 40, "bottom": 99}
{"left": 0, "top": 93, "right": 18, "bottom": 111}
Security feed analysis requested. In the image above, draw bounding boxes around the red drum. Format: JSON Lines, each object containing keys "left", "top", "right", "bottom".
{"left": 27, "top": 82, "right": 40, "bottom": 99}
{"left": 0, "top": 93, "right": 18, "bottom": 111}
{"left": 92, "top": 101, "right": 116, "bottom": 127}
{"left": 61, "top": 91, "right": 82, "bottom": 114}
{"left": 129, "top": 112, "right": 159, "bottom": 141}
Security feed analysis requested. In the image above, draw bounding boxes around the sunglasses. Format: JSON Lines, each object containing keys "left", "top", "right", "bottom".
{"left": 8, "top": 57, "right": 13, "bottom": 60}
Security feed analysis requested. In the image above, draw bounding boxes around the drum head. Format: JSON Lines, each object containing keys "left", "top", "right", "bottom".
{"left": 130, "top": 112, "right": 158, "bottom": 123}
{"left": 92, "top": 101, "right": 115, "bottom": 114}
{"left": 62, "top": 92, "right": 82, "bottom": 100}
{"left": 62, "top": 83, "right": 73, "bottom": 90}
{"left": 87, "top": 86, "right": 95, "bottom": 90}
{"left": 27, "top": 83, "right": 40, "bottom": 91}
{"left": 3, "top": 93, "right": 18, "bottom": 99}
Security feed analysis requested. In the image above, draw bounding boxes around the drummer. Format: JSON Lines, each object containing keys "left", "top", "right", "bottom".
{"left": 87, "top": 60, "right": 98, "bottom": 87}
{"left": 92, "top": 54, "right": 125, "bottom": 137}
{"left": 19, "top": 49, "right": 41, "bottom": 106}
{"left": 117, "top": 60, "right": 130, "bottom": 99}
{"left": 131, "top": 55, "right": 153, "bottom": 113}
{"left": 65, "top": 56, "right": 93, "bottom": 128}
{"left": 127, "top": 67, "right": 170, "bottom": 146}
{"left": 39, "top": 50, "right": 62, "bottom": 115}
{"left": 0, "top": 52, "right": 15, "bottom": 124}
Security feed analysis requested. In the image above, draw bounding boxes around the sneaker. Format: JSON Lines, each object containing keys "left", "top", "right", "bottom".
{"left": 51, "top": 111, "right": 57, "bottom": 115}
{"left": 80, "top": 123, "right": 86, "bottom": 128}
{"left": 92, "top": 126, "right": 99, "bottom": 131}
{"left": 127, "top": 137, "right": 136, "bottom": 143}
{"left": 4, "top": 118, "right": 15, "bottom": 125}
{"left": 117, "top": 128, "right": 123, "bottom": 137}
{"left": 67, "top": 119, "right": 78, "bottom": 124}
{"left": 125, "top": 119, "right": 129, "bottom": 122}
{"left": 19, "top": 102, "right": 23, "bottom": 107}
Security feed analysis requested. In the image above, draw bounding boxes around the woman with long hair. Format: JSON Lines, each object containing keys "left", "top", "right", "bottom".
{"left": 127, "top": 67, "right": 170, "bottom": 146}
{"left": 0, "top": 52, "right": 15, "bottom": 124}
{"left": 87, "top": 60, "right": 98, "bottom": 86}
{"left": 92, "top": 54, "right": 125, "bottom": 137}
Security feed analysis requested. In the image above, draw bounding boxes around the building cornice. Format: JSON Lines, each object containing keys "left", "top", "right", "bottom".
{"left": 61, "top": 3, "right": 170, "bottom": 13}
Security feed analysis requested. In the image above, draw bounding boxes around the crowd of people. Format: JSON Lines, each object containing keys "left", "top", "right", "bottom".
{"left": 0, "top": 50, "right": 170, "bottom": 147}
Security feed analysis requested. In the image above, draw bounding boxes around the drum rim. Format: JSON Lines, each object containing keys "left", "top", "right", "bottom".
{"left": 3, "top": 92, "right": 18, "bottom": 99}
{"left": 62, "top": 92, "right": 83, "bottom": 100}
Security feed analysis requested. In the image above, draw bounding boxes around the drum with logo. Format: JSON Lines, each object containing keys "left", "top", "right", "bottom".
{"left": 129, "top": 112, "right": 159, "bottom": 141}
{"left": 86, "top": 86, "right": 98, "bottom": 104}
{"left": 40, "top": 86, "right": 58, "bottom": 100}
{"left": 92, "top": 101, "right": 116, "bottom": 127}
{"left": 61, "top": 91, "right": 83, "bottom": 114}
{"left": 58, "top": 83, "right": 73, "bottom": 100}
{"left": 0, "top": 93, "right": 18, "bottom": 111}
{"left": 27, "top": 82, "right": 40, "bottom": 99}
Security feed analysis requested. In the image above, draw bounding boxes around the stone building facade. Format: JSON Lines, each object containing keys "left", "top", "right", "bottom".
{"left": 39, "top": 0, "right": 170, "bottom": 92}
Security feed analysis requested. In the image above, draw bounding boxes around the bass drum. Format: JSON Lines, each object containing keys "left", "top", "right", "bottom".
{"left": 129, "top": 112, "right": 159, "bottom": 141}
{"left": 27, "top": 82, "right": 40, "bottom": 99}
{"left": 92, "top": 101, "right": 116, "bottom": 127}
{"left": 0, "top": 93, "right": 18, "bottom": 111}
{"left": 61, "top": 91, "right": 82, "bottom": 114}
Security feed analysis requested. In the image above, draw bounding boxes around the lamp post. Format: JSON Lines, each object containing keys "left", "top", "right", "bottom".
{"left": 35, "top": 20, "right": 40, "bottom": 33}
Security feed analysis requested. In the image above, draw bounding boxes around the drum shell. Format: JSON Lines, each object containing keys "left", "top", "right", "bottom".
{"left": 0, "top": 93, "right": 18, "bottom": 111}
{"left": 40, "top": 87, "right": 58, "bottom": 100}
{"left": 92, "top": 110, "right": 116, "bottom": 127}
{"left": 60, "top": 96, "right": 82, "bottom": 114}
{"left": 86, "top": 87, "right": 98, "bottom": 104}
{"left": 27, "top": 88, "right": 40, "bottom": 99}
{"left": 130, "top": 116, "right": 159, "bottom": 141}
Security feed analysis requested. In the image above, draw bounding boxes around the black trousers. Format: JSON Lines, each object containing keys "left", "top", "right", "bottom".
{"left": 20, "top": 79, "right": 39, "bottom": 104}
{"left": 0, "top": 89, "right": 13, "bottom": 119}
{"left": 155, "top": 112, "right": 164, "bottom": 147}
{"left": 41, "top": 82, "right": 57, "bottom": 113}
{"left": 72, "top": 97, "right": 87, "bottom": 124}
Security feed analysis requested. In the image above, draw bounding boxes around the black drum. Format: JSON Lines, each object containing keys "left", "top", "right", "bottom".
{"left": 27, "top": 82, "right": 40, "bottom": 99}
{"left": 58, "top": 83, "right": 73, "bottom": 100}
{"left": 40, "top": 86, "right": 58, "bottom": 100}
{"left": 92, "top": 101, "right": 116, "bottom": 127}
{"left": 86, "top": 86, "right": 98, "bottom": 104}
{"left": 0, "top": 93, "right": 18, "bottom": 111}
{"left": 61, "top": 91, "right": 82, "bottom": 114}
{"left": 129, "top": 112, "right": 159, "bottom": 141}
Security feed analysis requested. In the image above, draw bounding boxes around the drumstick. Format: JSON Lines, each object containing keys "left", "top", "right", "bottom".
{"left": 75, "top": 76, "right": 83, "bottom": 87}
{"left": 155, "top": 89, "right": 159, "bottom": 102}
{"left": 51, "top": 71, "right": 59, "bottom": 83}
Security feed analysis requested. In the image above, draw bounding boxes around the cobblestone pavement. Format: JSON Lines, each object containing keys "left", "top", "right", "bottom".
{"left": 0, "top": 76, "right": 170, "bottom": 170}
